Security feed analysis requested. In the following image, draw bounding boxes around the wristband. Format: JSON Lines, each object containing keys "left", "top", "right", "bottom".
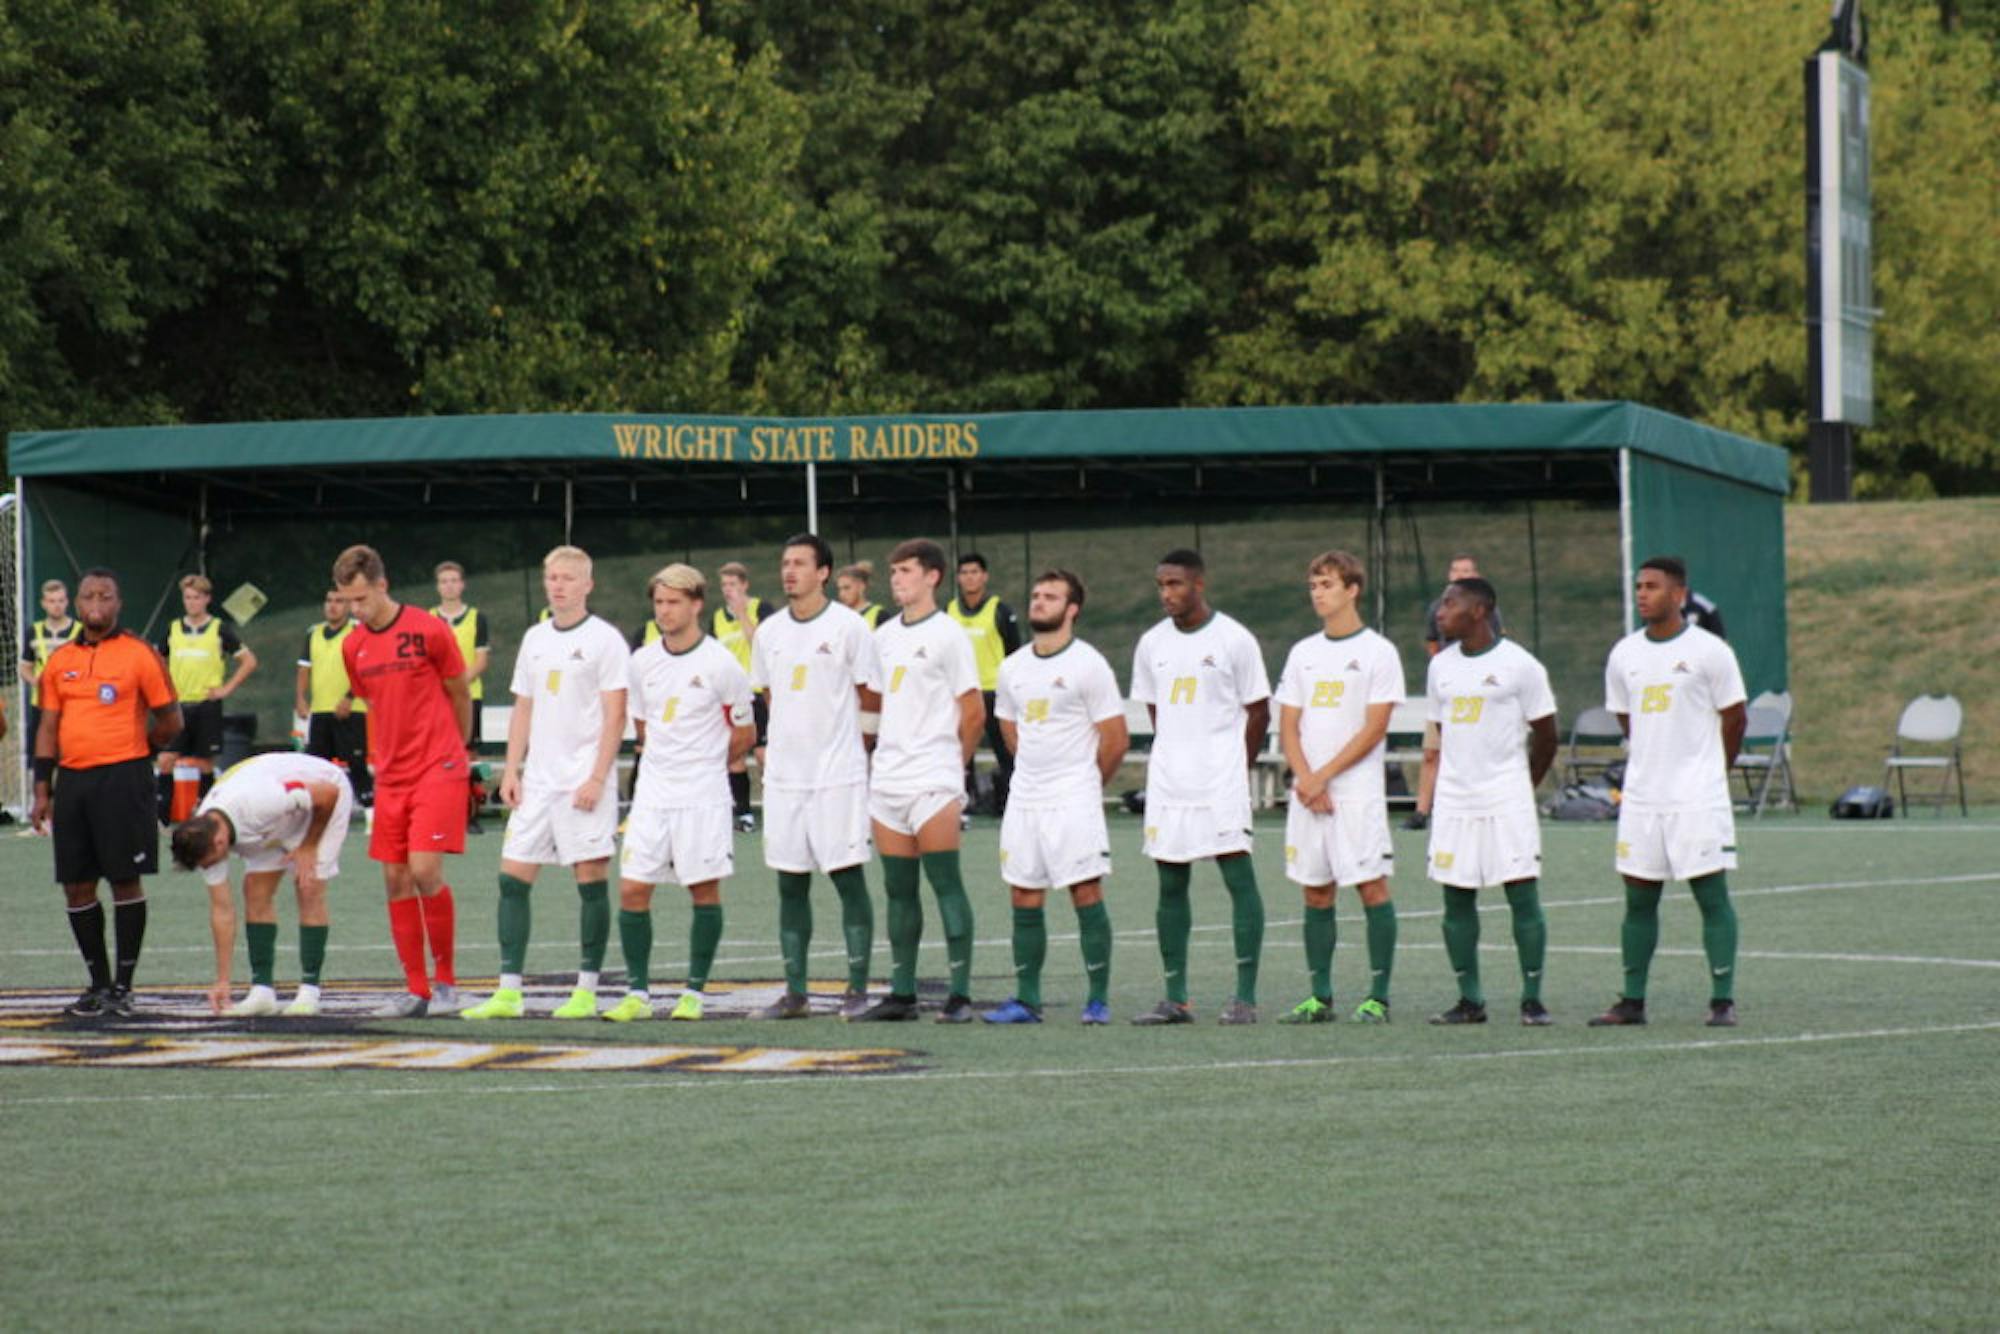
{"left": 33, "top": 756, "right": 54, "bottom": 784}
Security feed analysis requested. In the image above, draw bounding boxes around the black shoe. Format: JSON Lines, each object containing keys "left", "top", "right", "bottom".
{"left": 104, "top": 986, "right": 137, "bottom": 1018}
{"left": 935, "top": 994, "right": 975, "bottom": 1024}
{"left": 63, "top": 987, "right": 111, "bottom": 1017}
{"left": 1519, "top": 999, "right": 1553, "bottom": 1026}
{"left": 1429, "top": 998, "right": 1488, "bottom": 1025}
{"left": 1706, "top": 1000, "right": 1738, "bottom": 1028}
{"left": 467, "top": 819, "right": 485, "bottom": 836}
{"left": 1401, "top": 811, "right": 1429, "bottom": 831}
{"left": 1588, "top": 997, "right": 1648, "bottom": 1027}
{"left": 852, "top": 993, "right": 921, "bottom": 1023}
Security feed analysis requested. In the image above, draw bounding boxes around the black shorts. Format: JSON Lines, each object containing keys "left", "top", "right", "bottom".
{"left": 752, "top": 692, "right": 770, "bottom": 747}
{"left": 306, "top": 712, "right": 368, "bottom": 764}
{"left": 166, "top": 698, "right": 225, "bottom": 759}
{"left": 53, "top": 758, "right": 159, "bottom": 884}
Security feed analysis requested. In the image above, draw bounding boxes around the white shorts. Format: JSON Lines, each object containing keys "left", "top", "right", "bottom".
{"left": 1616, "top": 804, "right": 1738, "bottom": 882}
{"left": 868, "top": 788, "right": 964, "bottom": 838}
{"left": 763, "top": 783, "right": 871, "bottom": 874}
{"left": 235, "top": 780, "right": 354, "bottom": 885}
{"left": 1143, "top": 797, "right": 1255, "bottom": 863}
{"left": 1284, "top": 795, "right": 1393, "bottom": 889}
{"left": 1001, "top": 801, "right": 1112, "bottom": 891}
{"left": 1427, "top": 802, "right": 1542, "bottom": 889}
{"left": 620, "top": 801, "right": 735, "bottom": 888}
{"left": 500, "top": 784, "right": 619, "bottom": 867}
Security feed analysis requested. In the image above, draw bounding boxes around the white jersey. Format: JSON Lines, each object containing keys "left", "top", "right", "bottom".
{"left": 508, "top": 614, "right": 631, "bottom": 793}
{"left": 872, "top": 610, "right": 980, "bottom": 797}
{"left": 1605, "top": 623, "right": 1746, "bottom": 811}
{"left": 750, "top": 599, "right": 881, "bottom": 791}
{"left": 997, "top": 636, "right": 1124, "bottom": 807}
{"left": 628, "top": 634, "right": 753, "bottom": 809}
{"left": 1427, "top": 637, "right": 1557, "bottom": 815}
{"left": 195, "top": 752, "right": 348, "bottom": 887}
{"left": 1130, "top": 610, "right": 1271, "bottom": 807}
{"left": 1273, "top": 626, "right": 1406, "bottom": 803}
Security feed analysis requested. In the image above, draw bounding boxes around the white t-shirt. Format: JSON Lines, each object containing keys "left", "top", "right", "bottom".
{"left": 195, "top": 752, "right": 346, "bottom": 887}
{"left": 628, "top": 634, "right": 753, "bottom": 809}
{"left": 997, "top": 637, "right": 1124, "bottom": 807}
{"left": 872, "top": 610, "right": 981, "bottom": 797}
{"left": 1426, "top": 637, "right": 1557, "bottom": 815}
{"left": 750, "top": 599, "right": 881, "bottom": 791}
{"left": 1273, "top": 626, "right": 1406, "bottom": 803}
{"left": 1130, "top": 610, "right": 1271, "bottom": 808}
{"left": 508, "top": 614, "right": 631, "bottom": 793}
{"left": 1605, "top": 623, "right": 1747, "bottom": 811}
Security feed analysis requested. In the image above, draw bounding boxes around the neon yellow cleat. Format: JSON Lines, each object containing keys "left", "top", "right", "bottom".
{"left": 550, "top": 988, "right": 599, "bottom": 1019}
{"left": 601, "top": 993, "right": 653, "bottom": 1023}
{"left": 668, "top": 991, "right": 704, "bottom": 1021}
{"left": 460, "top": 988, "right": 525, "bottom": 1020}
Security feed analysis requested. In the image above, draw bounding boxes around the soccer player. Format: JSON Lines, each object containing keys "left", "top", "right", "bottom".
{"left": 23, "top": 578, "right": 81, "bottom": 753}
{"left": 1129, "top": 548, "right": 1271, "bottom": 1025}
{"left": 294, "top": 588, "right": 372, "bottom": 806}
{"left": 461, "top": 547, "right": 630, "bottom": 1021}
{"left": 1422, "top": 577, "right": 1559, "bottom": 1026}
{"left": 947, "top": 552, "right": 1021, "bottom": 816}
{"left": 334, "top": 544, "right": 474, "bottom": 1019}
{"left": 982, "top": 569, "right": 1128, "bottom": 1025}
{"left": 748, "top": 533, "right": 881, "bottom": 1020}
{"left": 1590, "top": 556, "right": 1748, "bottom": 1028}
{"left": 155, "top": 572, "right": 258, "bottom": 820}
{"left": 30, "top": 568, "right": 183, "bottom": 1016}
{"left": 854, "top": 539, "right": 985, "bottom": 1024}
{"left": 431, "top": 560, "right": 491, "bottom": 830}
{"left": 837, "top": 560, "right": 886, "bottom": 628}
{"left": 713, "top": 560, "right": 767, "bottom": 832}
{"left": 1274, "top": 551, "right": 1405, "bottom": 1024}
{"left": 603, "top": 564, "right": 757, "bottom": 1022}
{"left": 1407, "top": 553, "right": 1504, "bottom": 831}
{"left": 169, "top": 752, "right": 354, "bottom": 1017}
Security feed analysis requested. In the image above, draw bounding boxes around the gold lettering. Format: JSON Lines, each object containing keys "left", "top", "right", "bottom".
{"left": 960, "top": 420, "right": 980, "bottom": 457}
{"left": 748, "top": 427, "right": 771, "bottom": 462}
{"left": 849, "top": 424, "right": 872, "bottom": 460}
{"left": 613, "top": 423, "right": 643, "bottom": 458}
{"left": 815, "top": 426, "right": 836, "bottom": 461}
{"left": 642, "top": 424, "right": 665, "bottom": 460}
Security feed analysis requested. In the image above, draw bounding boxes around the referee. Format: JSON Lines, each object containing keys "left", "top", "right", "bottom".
{"left": 31, "top": 568, "right": 183, "bottom": 1017}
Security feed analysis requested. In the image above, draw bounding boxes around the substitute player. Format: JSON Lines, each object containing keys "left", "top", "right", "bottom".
{"left": 853, "top": 539, "right": 984, "bottom": 1024}
{"left": 460, "top": 547, "right": 629, "bottom": 1020}
{"left": 982, "top": 570, "right": 1127, "bottom": 1025}
{"left": 1423, "top": 577, "right": 1560, "bottom": 1026}
{"left": 749, "top": 533, "right": 881, "bottom": 1020}
{"left": 170, "top": 752, "right": 354, "bottom": 1017}
{"left": 837, "top": 560, "right": 887, "bottom": 628}
{"left": 432, "top": 561, "right": 491, "bottom": 831}
{"left": 1590, "top": 556, "right": 1748, "bottom": 1028}
{"left": 23, "top": 578, "right": 81, "bottom": 755}
{"left": 947, "top": 552, "right": 1021, "bottom": 816}
{"left": 601, "top": 564, "right": 757, "bottom": 1022}
{"left": 1129, "top": 548, "right": 1271, "bottom": 1025}
{"left": 334, "top": 544, "right": 473, "bottom": 1018}
{"left": 155, "top": 573, "right": 258, "bottom": 821}
{"left": 713, "top": 560, "right": 767, "bottom": 832}
{"left": 295, "top": 587, "right": 372, "bottom": 806}
{"left": 1274, "top": 551, "right": 1404, "bottom": 1024}
{"left": 31, "top": 568, "right": 182, "bottom": 1016}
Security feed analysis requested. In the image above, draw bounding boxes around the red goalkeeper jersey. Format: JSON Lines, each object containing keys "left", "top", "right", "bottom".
{"left": 343, "top": 604, "right": 467, "bottom": 788}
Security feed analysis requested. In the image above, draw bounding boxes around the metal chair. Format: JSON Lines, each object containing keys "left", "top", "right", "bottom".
{"left": 1883, "top": 694, "right": 1967, "bottom": 816}
{"left": 1563, "top": 706, "right": 1625, "bottom": 787}
{"left": 1733, "top": 698, "right": 1797, "bottom": 815}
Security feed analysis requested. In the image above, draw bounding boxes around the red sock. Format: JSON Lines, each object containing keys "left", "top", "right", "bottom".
{"left": 422, "top": 886, "right": 457, "bottom": 987}
{"left": 386, "top": 897, "right": 431, "bottom": 999}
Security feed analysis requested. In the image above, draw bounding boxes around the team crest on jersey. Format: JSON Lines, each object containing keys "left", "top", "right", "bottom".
{"left": 1673, "top": 661, "right": 1691, "bottom": 674}
{"left": 1201, "top": 655, "right": 1217, "bottom": 668}
{"left": 97, "top": 683, "right": 117, "bottom": 704}
{"left": 1052, "top": 677, "right": 1066, "bottom": 689}
{"left": 816, "top": 642, "right": 832, "bottom": 655}
{"left": 1482, "top": 675, "right": 1500, "bottom": 687}
{"left": 914, "top": 646, "right": 928, "bottom": 659}
{"left": 570, "top": 648, "right": 585, "bottom": 661}
{"left": 689, "top": 675, "right": 703, "bottom": 688}
{"left": 1346, "top": 659, "right": 1361, "bottom": 672}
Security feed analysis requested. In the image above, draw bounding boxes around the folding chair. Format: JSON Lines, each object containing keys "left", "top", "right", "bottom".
{"left": 1733, "top": 699, "right": 1797, "bottom": 815}
{"left": 1883, "top": 694, "right": 1968, "bottom": 816}
{"left": 1562, "top": 706, "right": 1625, "bottom": 787}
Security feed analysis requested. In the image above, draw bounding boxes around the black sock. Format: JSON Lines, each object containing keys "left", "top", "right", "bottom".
{"left": 113, "top": 897, "right": 148, "bottom": 990}
{"left": 729, "top": 771, "right": 751, "bottom": 816}
{"left": 67, "top": 902, "right": 112, "bottom": 990}
{"left": 155, "top": 772, "right": 174, "bottom": 823}
{"left": 197, "top": 770, "right": 215, "bottom": 799}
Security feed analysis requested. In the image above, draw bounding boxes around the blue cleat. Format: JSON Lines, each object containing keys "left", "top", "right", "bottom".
{"left": 981, "top": 997, "right": 1043, "bottom": 1024}
{"left": 1080, "top": 1000, "right": 1111, "bottom": 1026}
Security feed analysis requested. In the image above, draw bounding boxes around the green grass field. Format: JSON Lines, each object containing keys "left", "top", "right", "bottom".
{"left": 3, "top": 808, "right": 1997, "bottom": 1328}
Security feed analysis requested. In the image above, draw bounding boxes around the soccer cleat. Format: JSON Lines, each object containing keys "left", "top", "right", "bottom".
{"left": 1217, "top": 998, "right": 1259, "bottom": 1026}
{"left": 428, "top": 983, "right": 463, "bottom": 1017}
{"left": 1080, "top": 1000, "right": 1111, "bottom": 1026}
{"left": 839, "top": 989, "right": 872, "bottom": 1021}
{"left": 1429, "top": 998, "right": 1489, "bottom": 1025}
{"left": 227, "top": 988, "right": 282, "bottom": 1018}
{"left": 981, "top": 998, "right": 1043, "bottom": 1024}
{"left": 936, "top": 994, "right": 976, "bottom": 1024}
{"left": 754, "top": 990, "right": 810, "bottom": 1020}
{"left": 461, "top": 988, "right": 526, "bottom": 1020}
{"left": 281, "top": 993, "right": 320, "bottom": 1018}
{"left": 373, "top": 992, "right": 430, "bottom": 1019}
{"left": 1279, "top": 997, "right": 1334, "bottom": 1025}
{"left": 853, "top": 993, "right": 921, "bottom": 1023}
{"left": 667, "top": 992, "right": 703, "bottom": 1022}
{"left": 1131, "top": 999, "right": 1195, "bottom": 1026}
{"left": 63, "top": 987, "right": 111, "bottom": 1018}
{"left": 1519, "top": 999, "right": 1554, "bottom": 1026}
{"left": 1401, "top": 811, "right": 1430, "bottom": 831}
{"left": 603, "top": 993, "right": 655, "bottom": 1023}
{"left": 734, "top": 812, "right": 758, "bottom": 834}
{"left": 1706, "top": 1000, "right": 1738, "bottom": 1028}
{"left": 105, "top": 986, "right": 137, "bottom": 1018}
{"left": 1588, "top": 997, "right": 1648, "bottom": 1027}
{"left": 1352, "top": 998, "right": 1391, "bottom": 1024}
{"left": 550, "top": 988, "right": 599, "bottom": 1020}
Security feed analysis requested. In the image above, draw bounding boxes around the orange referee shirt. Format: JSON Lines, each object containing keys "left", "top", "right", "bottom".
{"left": 39, "top": 630, "right": 178, "bottom": 770}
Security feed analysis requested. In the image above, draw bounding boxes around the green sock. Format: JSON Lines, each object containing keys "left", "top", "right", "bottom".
{"left": 829, "top": 865, "right": 873, "bottom": 992}
{"left": 1690, "top": 872, "right": 1738, "bottom": 1002}
{"left": 245, "top": 921, "right": 278, "bottom": 988}
{"left": 1504, "top": 879, "right": 1547, "bottom": 1004}
{"left": 922, "top": 850, "right": 975, "bottom": 998}
{"left": 298, "top": 923, "right": 329, "bottom": 986}
{"left": 1441, "top": 887, "right": 1483, "bottom": 1005}
{"left": 881, "top": 855, "right": 923, "bottom": 997}
{"left": 1075, "top": 899, "right": 1112, "bottom": 1005}
{"left": 777, "top": 871, "right": 813, "bottom": 994}
{"left": 688, "top": 903, "right": 723, "bottom": 992}
{"left": 577, "top": 880, "right": 610, "bottom": 975}
{"left": 1012, "top": 906, "right": 1047, "bottom": 1007}
{"left": 618, "top": 907, "right": 653, "bottom": 994}
{"left": 497, "top": 873, "right": 533, "bottom": 977}
{"left": 1155, "top": 861, "right": 1193, "bottom": 1003}
{"left": 1363, "top": 900, "right": 1396, "bottom": 1003}
{"left": 1220, "top": 855, "right": 1263, "bottom": 1004}
{"left": 1622, "top": 882, "right": 1663, "bottom": 1000}
{"left": 1302, "top": 905, "right": 1336, "bottom": 1003}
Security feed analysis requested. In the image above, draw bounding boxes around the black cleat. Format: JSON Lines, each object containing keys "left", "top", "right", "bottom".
{"left": 104, "top": 986, "right": 137, "bottom": 1018}
{"left": 1706, "top": 1000, "right": 1738, "bottom": 1028}
{"left": 1519, "top": 999, "right": 1553, "bottom": 1026}
{"left": 1401, "top": 811, "right": 1429, "bottom": 830}
{"left": 935, "top": 994, "right": 976, "bottom": 1024}
{"left": 64, "top": 987, "right": 111, "bottom": 1018}
{"left": 1429, "top": 998, "right": 1488, "bottom": 1025}
{"left": 852, "top": 993, "right": 921, "bottom": 1023}
{"left": 1588, "top": 997, "right": 1648, "bottom": 1027}
{"left": 1131, "top": 999, "right": 1195, "bottom": 1026}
